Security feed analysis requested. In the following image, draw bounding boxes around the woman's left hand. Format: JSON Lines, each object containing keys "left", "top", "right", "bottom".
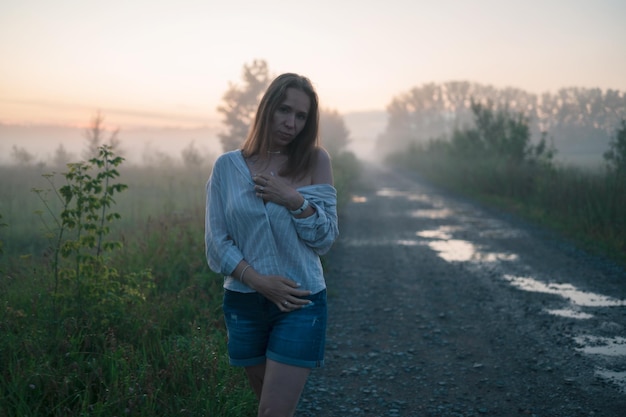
{"left": 253, "top": 174, "right": 301, "bottom": 210}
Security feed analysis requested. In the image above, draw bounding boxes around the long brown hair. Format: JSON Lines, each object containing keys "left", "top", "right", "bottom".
{"left": 241, "top": 73, "right": 320, "bottom": 179}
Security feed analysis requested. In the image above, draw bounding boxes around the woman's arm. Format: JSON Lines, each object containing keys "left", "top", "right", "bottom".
{"left": 205, "top": 162, "right": 244, "bottom": 276}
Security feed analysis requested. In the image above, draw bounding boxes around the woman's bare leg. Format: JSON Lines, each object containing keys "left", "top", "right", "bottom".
{"left": 245, "top": 363, "right": 266, "bottom": 400}
{"left": 257, "top": 359, "right": 311, "bottom": 417}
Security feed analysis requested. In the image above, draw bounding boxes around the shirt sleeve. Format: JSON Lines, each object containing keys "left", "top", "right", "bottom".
{"left": 205, "top": 161, "right": 244, "bottom": 276}
{"left": 291, "top": 188, "right": 339, "bottom": 255}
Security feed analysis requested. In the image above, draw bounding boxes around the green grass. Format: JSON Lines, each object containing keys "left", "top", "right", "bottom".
{"left": 388, "top": 148, "right": 626, "bottom": 266}
{"left": 0, "top": 151, "right": 361, "bottom": 417}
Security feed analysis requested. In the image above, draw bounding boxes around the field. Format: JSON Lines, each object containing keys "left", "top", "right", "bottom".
{"left": 0, "top": 150, "right": 360, "bottom": 417}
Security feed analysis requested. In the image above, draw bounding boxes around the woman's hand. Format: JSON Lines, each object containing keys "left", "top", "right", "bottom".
{"left": 247, "top": 271, "right": 312, "bottom": 312}
{"left": 253, "top": 174, "right": 302, "bottom": 211}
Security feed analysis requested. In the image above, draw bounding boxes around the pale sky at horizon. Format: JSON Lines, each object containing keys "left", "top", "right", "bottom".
{"left": 1, "top": 0, "right": 625, "bottom": 129}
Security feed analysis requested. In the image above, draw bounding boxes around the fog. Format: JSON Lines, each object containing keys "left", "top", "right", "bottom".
{"left": 0, "top": 111, "right": 387, "bottom": 166}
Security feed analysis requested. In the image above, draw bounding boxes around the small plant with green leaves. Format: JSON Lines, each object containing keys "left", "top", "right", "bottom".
{"left": 33, "top": 145, "right": 153, "bottom": 327}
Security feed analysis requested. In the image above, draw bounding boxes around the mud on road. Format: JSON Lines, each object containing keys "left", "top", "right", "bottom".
{"left": 297, "top": 164, "right": 626, "bottom": 417}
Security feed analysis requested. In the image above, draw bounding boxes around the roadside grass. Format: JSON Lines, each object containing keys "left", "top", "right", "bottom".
{"left": 387, "top": 148, "right": 626, "bottom": 266}
{"left": 0, "top": 150, "right": 361, "bottom": 416}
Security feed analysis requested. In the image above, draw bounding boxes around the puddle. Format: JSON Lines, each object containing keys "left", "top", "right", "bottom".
{"left": 574, "top": 336, "right": 626, "bottom": 356}
{"left": 595, "top": 369, "right": 626, "bottom": 394}
{"left": 395, "top": 239, "right": 421, "bottom": 246}
{"left": 546, "top": 309, "right": 594, "bottom": 319}
{"left": 503, "top": 275, "right": 626, "bottom": 307}
{"left": 351, "top": 195, "right": 368, "bottom": 203}
{"left": 410, "top": 208, "right": 453, "bottom": 219}
{"left": 407, "top": 194, "right": 432, "bottom": 203}
{"left": 427, "top": 239, "right": 477, "bottom": 262}
{"left": 376, "top": 188, "right": 435, "bottom": 204}
{"left": 376, "top": 188, "right": 410, "bottom": 198}
{"left": 420, "top": 233, "right": 518, "bottom": 264}
{"left": 416, "top": 226, "right": 457, "bottom": 240}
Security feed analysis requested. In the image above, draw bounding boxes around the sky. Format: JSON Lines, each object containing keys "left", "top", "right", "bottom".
{"left": 1, "top": 0, "right": 625, "bottom": 131}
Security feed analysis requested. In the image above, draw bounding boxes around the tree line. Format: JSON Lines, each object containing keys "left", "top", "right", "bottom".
{"left": 377, "top": 81, "right": 626, "bottom": 164}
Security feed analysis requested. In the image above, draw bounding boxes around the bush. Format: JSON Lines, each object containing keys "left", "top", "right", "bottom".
{"left": 604, "top": 119, "right": 626, "bottom": 175}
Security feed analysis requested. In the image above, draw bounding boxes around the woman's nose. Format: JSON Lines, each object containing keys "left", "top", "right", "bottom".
{"left": 284, "top": 113, "right": 296, "bottom": 127}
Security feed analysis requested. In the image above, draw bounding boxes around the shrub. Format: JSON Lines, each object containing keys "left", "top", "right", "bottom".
{"left": 604, "top": 119, "right": 626, "bottom": 175}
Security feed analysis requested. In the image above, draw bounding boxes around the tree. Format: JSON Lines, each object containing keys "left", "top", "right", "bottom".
{"left": 181, "top": 140, "right": 204, "bottom": 168}
{"left": 53, "top": 143, "right": 74, "bottom": 168}
{"left": 377, "top": 81, "right": 626, "bottom": 161}
{"left": 218, "top": 60, "right": 352, "bottom": 155}
{"left": 320, "top": 108, "right": 350, "bottom": 156}
{"left": 217, "top": 60, "right": 272, "bottom": 151}
{"left": 83, "top": 111, "right": 121, "bottom": 160}
{"left": 11, "top": 145, "right": 35, "bottom": 165}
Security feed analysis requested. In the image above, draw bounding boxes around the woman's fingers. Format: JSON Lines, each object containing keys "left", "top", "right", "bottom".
{"left": 264, "top": 277, "right": 311, "bottom": 311}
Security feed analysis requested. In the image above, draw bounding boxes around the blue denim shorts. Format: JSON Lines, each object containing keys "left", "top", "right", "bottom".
{"left": 222, "top": 289, "right": 327, "bottom": 368}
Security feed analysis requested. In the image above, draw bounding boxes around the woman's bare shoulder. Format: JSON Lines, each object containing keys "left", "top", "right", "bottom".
{"left": 312, "top": 147, "right": 333, "bottom": 185}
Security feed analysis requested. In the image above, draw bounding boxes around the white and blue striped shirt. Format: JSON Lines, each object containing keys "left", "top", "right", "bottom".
{"left": 205, "top": 150, "right": 339, "bottom": 294}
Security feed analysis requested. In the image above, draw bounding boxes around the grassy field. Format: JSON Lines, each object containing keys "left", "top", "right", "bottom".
{"left": 0, "top": 150, "right": 361, "bottom": 417}
{"left": 387, "top": 146, "right": 626, "bottom": 267}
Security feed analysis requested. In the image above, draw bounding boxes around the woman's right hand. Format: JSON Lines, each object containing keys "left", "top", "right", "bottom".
{"left": 247, "top": 273, "right": 312, "bottom": 312}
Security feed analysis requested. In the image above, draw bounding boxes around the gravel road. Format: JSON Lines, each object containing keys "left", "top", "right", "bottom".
{"left": 296, "top": 164, "right": 626, "bottom": 417}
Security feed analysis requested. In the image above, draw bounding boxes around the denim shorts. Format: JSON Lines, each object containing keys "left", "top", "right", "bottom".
{"left": 222, "top": 289, "right": 327, "bottom": 368}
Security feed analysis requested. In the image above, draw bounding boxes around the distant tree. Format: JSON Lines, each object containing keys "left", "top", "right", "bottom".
{"left": 218, "top": 60, "right": 350, "bottom": 156}
{"left": 217, "top": 60, "right": 272, "bottom": 151}
{"left": 604, "top": 119, "right": 626, "bottom": 174}
{"left": 52, "top": 143, "right": 74, "bottom": 167}
{"left": 142, "top": 148, "right": 175, "bottom": 167}
{"left": 11, "top": 145, "right": 35, "bottom": 165}
{"left": 83, "top": 111, "right": 121, "bottom": 160}
{"left": 378, "top": 81, "right": 626, "bottom": 162}
{"left": 320, "top": 108, "right": 350, "bottom": 156}
{"left": 181, "top": 140, "right": 204, "bottom": 167}
{"left": 448, "top": 100, "right": 553, "bottom": 166}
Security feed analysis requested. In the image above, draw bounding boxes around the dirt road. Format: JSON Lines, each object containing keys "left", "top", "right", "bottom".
{"left": 297, "top": 164, "right": 626, "bottom": 417}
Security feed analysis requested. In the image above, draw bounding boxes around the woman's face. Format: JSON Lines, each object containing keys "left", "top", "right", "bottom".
{"left": 270, "top": 87, "right": 311, "bottom": 150}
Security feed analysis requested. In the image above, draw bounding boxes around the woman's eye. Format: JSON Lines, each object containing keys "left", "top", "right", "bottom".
{"left": 296, "top": 113, "right": 307, "bottom": 120}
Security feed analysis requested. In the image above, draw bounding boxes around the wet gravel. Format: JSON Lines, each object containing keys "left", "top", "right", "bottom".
{"left": 296, "top": 164, "right": 626, "bottom": 417}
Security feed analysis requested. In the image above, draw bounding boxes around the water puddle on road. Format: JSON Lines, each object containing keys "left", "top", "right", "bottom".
{"left": 410, "top": 208, "right": 453, "bottom": 219}
{"left": 376, "top": 188, "right": 415, "bottom": 199}
{"left": 417, "top": 228, "right": 519, "bottom": 263}
{"left": 545, "top": 309, "right": 594, "bottom": 319}
{"left": 505, "top": 274, "right": 626, "bottom": 393}
{"left": 574, "top": 336, "right": 626, "bottom": 393}
{"left": 574, "top": 336, "right": 626, "bottom": 356}
{"left": 372, "top": 184, "right": 626, "bottom": 394}
{"left": 503, "top": 275, "right": 626, "bottom": 308}
{"left": 595, "top": 369, "right": 626, "bottom": 394}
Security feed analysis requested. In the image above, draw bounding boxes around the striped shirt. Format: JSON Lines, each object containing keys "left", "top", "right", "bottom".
{"left": 205, "top": 150, "right": 339, "bottom": 294}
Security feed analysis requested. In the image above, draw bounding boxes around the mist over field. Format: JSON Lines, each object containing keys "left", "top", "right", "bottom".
{"left": 0, "top": 123, "right": 222, "bottom": 166}
{"left": 0, "top": 110, "right": 387, "bottom": 166}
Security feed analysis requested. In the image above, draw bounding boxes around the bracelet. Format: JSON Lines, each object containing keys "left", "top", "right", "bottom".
{"left": 239, "top": 265, "right": 252, "bottom": 284}
{"left": 289, "top": 198, "right": 309, "bottom": 215}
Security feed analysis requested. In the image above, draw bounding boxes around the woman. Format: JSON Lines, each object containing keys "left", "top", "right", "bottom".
{"left": 205, "top": 73, "right": 339, "bottom": 416}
